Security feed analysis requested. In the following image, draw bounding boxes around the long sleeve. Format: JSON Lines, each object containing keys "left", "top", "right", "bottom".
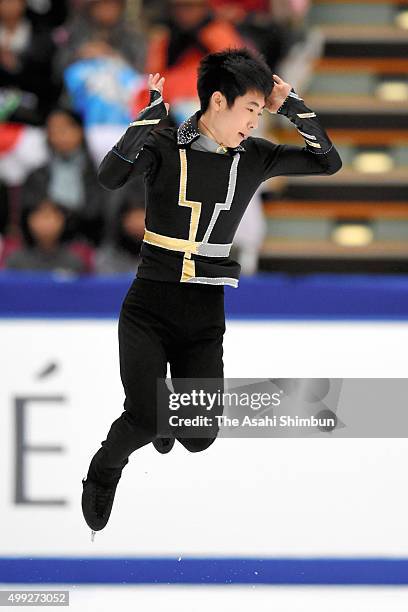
{"left": 255, "top": 88, "right": 343, "bottom": 180}
{"left": 98, "top": 89, "right": 168, "bottom": 190}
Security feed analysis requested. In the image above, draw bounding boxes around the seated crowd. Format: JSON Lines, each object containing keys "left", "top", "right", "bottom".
{"left": 0, "top": 0, "right": 311, "bottom": 274}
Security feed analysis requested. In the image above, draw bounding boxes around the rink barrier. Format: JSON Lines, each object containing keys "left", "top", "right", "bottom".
{"left": 1, "top": 557, "right": 408, "bottom": 584}
{"left": 1, "top": 272, "right": 408, "bottom": 319}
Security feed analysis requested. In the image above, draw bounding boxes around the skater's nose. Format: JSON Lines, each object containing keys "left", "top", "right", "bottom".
{"left": 248, "top": 116, "right": 259, "bottom": 131}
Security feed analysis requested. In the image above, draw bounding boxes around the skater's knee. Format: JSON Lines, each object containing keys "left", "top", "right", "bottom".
{"left": 179, "top": 437, "right": 217, "bottom": 453}
{"left": 123, "top": 407, "right": 157, "bottom": 439}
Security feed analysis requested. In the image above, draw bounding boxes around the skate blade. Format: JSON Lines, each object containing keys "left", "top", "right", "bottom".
{"left": 91, "top": 530, "right": 96, "bottom": 542}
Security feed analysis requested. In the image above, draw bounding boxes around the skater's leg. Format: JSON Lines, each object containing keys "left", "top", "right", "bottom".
{"left": 87, "top": 284, "right": 169, "bottom": 484}
{"left": 169, "top": 285, "right": 225, "bottom": 453}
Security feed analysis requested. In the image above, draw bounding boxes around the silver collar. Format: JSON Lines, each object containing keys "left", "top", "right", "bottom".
{"left": 177, "top": 111, "right": 246, "bottom": 154}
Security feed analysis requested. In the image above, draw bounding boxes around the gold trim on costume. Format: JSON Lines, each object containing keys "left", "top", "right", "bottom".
{"left": 143, "top": 229, "right": 199, "bottom": 254}
{"left": 178, "top": 149, "right": 202, "bottom": 281}
{"left": 305, "top": 140, "right": 321, "bottom": 148}
{"left": 181, "top": 252, "right": 195, "bottom": 282}
{"left": 129, "top": 119, "right": 161, "bottom": 127}
{"left": 143, "top": 229, "right": 232, "bottom": 258}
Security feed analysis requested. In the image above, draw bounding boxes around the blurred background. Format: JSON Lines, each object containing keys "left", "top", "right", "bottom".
{"left": 1, "top": 0, "right": 408, "bottom": 609}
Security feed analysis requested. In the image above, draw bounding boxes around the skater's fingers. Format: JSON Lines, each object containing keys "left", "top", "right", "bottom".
{"left": 152, "top": 73, "right": 161, "bottom": 86}
{"left": 148, "top": 73, "right": 165, "bottom": 93}
{"left": 148, "top": 72, "right": 159, "bottom": 84}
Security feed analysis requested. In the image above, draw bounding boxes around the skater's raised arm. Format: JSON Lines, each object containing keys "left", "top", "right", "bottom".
{"left": 255, "top": 74, "right": 342, "bottom": 180}
{"left": 98, "top": 73, "right": 170, "bottom": 190}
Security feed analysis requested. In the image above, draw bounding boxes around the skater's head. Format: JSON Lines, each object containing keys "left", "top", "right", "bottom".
{"left": 197, "top": 48, "right": 273, "bottom": 148}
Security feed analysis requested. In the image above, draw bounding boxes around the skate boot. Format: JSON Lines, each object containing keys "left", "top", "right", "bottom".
{"left": 152, "top": 436, "right": 175, "bottom": 454}
{"left": 81, "top": 477, "right": 120, "bottom": 536}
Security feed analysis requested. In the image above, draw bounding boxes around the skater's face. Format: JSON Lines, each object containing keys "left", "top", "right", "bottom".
{"left": 211, "top": 89, "right": 266, "bottom": 148}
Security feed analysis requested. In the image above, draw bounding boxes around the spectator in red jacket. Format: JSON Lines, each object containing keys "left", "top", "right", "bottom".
{"left": 143, "top": 0, "right": 244, "bottom": 121}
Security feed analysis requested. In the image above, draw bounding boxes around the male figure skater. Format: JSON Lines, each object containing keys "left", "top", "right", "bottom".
{"left": 82, "top": 48, "right": 342, "bottom": 534}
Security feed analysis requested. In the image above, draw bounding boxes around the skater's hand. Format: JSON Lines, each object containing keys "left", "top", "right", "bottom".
{"left": 265, "top": 74, "right": 292, "bottom": 114}
{"left": 148, "top": 72, "right": 170, "bottom": 113}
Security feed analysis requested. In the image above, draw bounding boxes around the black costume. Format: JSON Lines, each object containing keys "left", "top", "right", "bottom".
{"left": 87, "top": 87, "right": 342, "bottom": 485}
{"left": 99, "top": 88, "right": 341, "bottom": 287}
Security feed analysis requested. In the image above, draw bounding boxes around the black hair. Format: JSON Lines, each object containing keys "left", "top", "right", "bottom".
{"left": 45, "top": 106, "right": 89, "bottom": 158}
{"left": 197, "top": 47, "right": 273, "bottom": 113}
{"left": 20, "top": 199, "right": 71, "bottom": 247}
{"left": 46, "top": 106, "right": 84, "bottom": 129}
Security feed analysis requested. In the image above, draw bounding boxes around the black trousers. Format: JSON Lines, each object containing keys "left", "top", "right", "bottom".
{"left": 87, "top": 277, "right": 226, "bottom": 485}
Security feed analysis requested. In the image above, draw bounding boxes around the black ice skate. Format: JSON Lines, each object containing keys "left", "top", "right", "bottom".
{"left": 81, "top": 477, "right": 120, "bottom": 537}
{"left": 153, "top": 436, "right": 175, "bottom": 454}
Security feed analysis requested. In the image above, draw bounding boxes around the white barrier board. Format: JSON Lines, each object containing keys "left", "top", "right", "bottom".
{"left": 0, "top": 320, "right": 407, "bottom": 556}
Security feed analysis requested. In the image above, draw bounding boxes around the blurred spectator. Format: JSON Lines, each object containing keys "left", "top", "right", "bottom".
{"left": 271, "top": 0, "right": 311, "bottom": 28}
{"left": 141, "top": 0, "right": 269, "bottom": 27}
{"left": 21, "top": 108, "right": 106, "bottom": 245}
{"left": 0, "top": 179, "right": 19, "bottom": 267}
{"left": 211, "top": 0, "right": 318, "bottom": 93}
{"left": 0, "top": 0, "right": 61, "bottom": 124}
{"left": 0, "top": 178, "right": 9, "bottom": 233}
{"left": 144, "top": 0, "right": 243, "bottom": 122}
{"left": 0, "top": 120, "right": 47, "bottom": 186}
{"left": 58, "top": 0, "right": 145, "bottom": 72}
{"left": 59, "top": 0, "right": 146, "bottom": 164}
{"left": 210, "top": 0, "right": 268, "bottom": 10}
{"left": 63, "top": 56, "right": 145, "bottom": 165}
{"left": 209, "top": 1, "right": 291, "bottom": 74}
{"left": 26, "top": 0, "right": 69, "bottom": 29}
{"left": 267, "top": 0, "right": 321, "bottom": 93}
{"left": 95, "top": 196, "right": 144, "bottom": 274}
{"left": 5, "top": 198, "right": 89, "bottom": 273}
{"left": 0, "top": 0, "right": 60, "bottom": 187}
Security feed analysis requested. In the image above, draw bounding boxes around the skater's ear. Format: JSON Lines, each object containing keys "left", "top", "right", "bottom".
{"left": 210, "top": 91, "right": 227, "bottom": 112}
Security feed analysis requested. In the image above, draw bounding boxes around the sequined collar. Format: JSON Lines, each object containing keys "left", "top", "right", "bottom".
{"left": 177, "top": 111, "right": 246, "bottom": 154}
